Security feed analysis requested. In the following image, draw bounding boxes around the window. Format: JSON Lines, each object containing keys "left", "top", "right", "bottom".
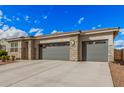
{"left": 43, "top": 42, "right": 70, "bottom": 47}
{"left": 87, "top": 41, "right": 93, "bottom": 44}
{"left": 95, "top": 41, "right": 106, "bottom": 44}
{"left": 15, "top": 43, "right": 18, "bottom": 47}
{"left": 15, "top": 48, "right": 18, "bottom": 52}
{"left": 11, "top": 43, "right": 14, "bottom": 47}
{"left": 10, "top": 42, "right": 18, "bottom": 52}
{"left": 10, "top": 48, "right": 14, "bottom": 52}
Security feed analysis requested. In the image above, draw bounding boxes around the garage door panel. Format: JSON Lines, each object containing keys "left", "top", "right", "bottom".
{"left": 42, "top": 45, "right": 69, "bottom": 60}
{"left": 84, "top": 40, "right": 108, "bottom": 62}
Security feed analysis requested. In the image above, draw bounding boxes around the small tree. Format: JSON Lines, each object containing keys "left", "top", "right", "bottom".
{"left": 0, "top": 50, "right": 8, "bottom": 57}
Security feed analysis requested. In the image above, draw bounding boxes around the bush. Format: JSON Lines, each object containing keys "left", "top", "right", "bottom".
{"left": 0, "top": 50, "right": 8, "bottom": 57}
{"left": 1, "top": 55, "right": 6, "bottom": 60}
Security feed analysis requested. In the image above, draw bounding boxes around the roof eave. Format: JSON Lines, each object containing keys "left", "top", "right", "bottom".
{"left": 80, "top": 27, "right": 120, "bottom": 35}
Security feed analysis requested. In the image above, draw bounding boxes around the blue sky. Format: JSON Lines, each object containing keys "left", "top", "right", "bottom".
{"left": 0, "top": 5, "right": 124, "bottom": 49}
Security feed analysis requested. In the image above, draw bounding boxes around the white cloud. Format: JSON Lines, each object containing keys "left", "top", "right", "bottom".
{"left": 114, "top": 40, "right": 124, "bottom": 49}
{"left": 34, "top": 30, "right": 43, "bottom": 36}
{"left": 78, "top": 17, "right": 84, "bottom": 24}
{"left": 12, "top": 16, "right": 20, "bottom": 21}
{"left": 0, "top": 16, "right": 2, "bottom": 20}
{"left": 25, "top": 15, "right": 30, "bottom": 21}
{"left": 51, "top": 30, "right": 57, "bottom": 34}
{"left": 34, "top": 20, "right": 40, "bottom": 24}
{"left": 92, "top": 27, "right": 96, "bottom": 30}
{"left": 12, "top": 16, "right": 16, "bottom": 20}
{"left": 0, "top": 10, "right": 11, "bottom": 22}
{"left": 121, "top": 32, "right": 124, "bottom": 35}
{"left": 120, "top": 28, "right": 124, "bottom": 32}
{"left": 3, "top": 16, "right": 12, "bottom": 22}
{"left": 34, "top": 20, "right": 37, "bottom": 24}
{"left": 2, "top": 25, "right": 9, "bottom": 31}
{"left": 0, "top": 10, "right": 3, "bottom": 16}
{"left": 0, "top": 29, "right": 3, "bottom": 34}
{"left": 16, "top": 17, "right": 20, "bottom": 21}
{"left": 0, "top": 26, "right": 28, "bottom": 39}
{"left": 0, "top": 22, "right": 4, "bottom": 26}
{"left": 43, "top": 16, "right": 48, "bottom": 19}
{"left": 29, "top": 28, "right": 43, "bottom": 33}
{"left": 115, "top": 40, "right": 124, "bottom": 46}
{"left": 97, "top": 24, "right": 102, "bottom": 27}
{"left": 91, "top": 24, "right": 102, "bottom": 30}
{"left": 119, "top": 28, "right": 124, "bottom": 35}
{"left": 51, "top": 30, "right": 63, "bottom": 34}
{"left": 115, "top": 47, "right": 124, "bottom": 50}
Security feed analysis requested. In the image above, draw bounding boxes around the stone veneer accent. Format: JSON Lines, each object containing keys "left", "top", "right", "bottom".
{"left": 69, "top": 35, "right": 80, "bottom": 61}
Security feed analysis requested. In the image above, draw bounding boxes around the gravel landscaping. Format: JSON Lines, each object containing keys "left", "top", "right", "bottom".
{"left": 109, "top": 62, "right": 124, "bottom": 87}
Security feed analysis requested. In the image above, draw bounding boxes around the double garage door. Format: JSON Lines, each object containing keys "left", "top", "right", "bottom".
{"left": 41, "top": 42, "right": 70, "bottom": 60}
{"left": 82, "top": 40, "right": 108, "bottom": 62}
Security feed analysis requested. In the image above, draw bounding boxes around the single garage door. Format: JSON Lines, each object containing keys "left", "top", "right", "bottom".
{"left": 82, "top": 40, "right": 108, "bottom": 62}
{"left": 41, "top": 42, "right": 70, "bottom": 60}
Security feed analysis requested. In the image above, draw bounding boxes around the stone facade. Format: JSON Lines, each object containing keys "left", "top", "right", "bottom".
{"left": 69, "top": 35, "right": 80, "bottom": 61}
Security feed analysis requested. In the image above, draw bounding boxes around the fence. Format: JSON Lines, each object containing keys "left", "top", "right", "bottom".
{"left": 114, "top": 49, "right": 124, "bottom": 61}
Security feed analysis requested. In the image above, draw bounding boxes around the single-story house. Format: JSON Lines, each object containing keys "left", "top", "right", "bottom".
{"left": 5, "top": 27, "right": 119, "bottom": 62}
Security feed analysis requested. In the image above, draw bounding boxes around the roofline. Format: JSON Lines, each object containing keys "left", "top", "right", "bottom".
{"left": 35, "top": 27, "right": 120, "bottom": 39}
{"left": 6, "top": 37, "right": 34, "bottom": 42}
{"left": 6, "top": 27, "right": 120, "bottom": 41}
{"left": 80, "top": 27, "right": 120, "bottom": 35}
{"left": 34, "top": 30, "right": 81, "bottom": 40}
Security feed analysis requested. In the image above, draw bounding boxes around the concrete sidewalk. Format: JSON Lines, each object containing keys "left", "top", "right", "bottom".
{"left": 0, "top": 60, "right": 113, "bottom": 87}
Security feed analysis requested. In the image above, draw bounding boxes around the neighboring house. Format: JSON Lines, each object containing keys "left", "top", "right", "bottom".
{"left": 5, "top": 27, "right": 119, "bottom": 62}
{"left": 0, "top": 39, "right": 9, "bottom": 51}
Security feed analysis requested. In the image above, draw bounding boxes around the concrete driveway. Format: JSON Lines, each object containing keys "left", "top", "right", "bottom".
{"left": 0, "top": 60, "right": 113, "bottom": 87}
